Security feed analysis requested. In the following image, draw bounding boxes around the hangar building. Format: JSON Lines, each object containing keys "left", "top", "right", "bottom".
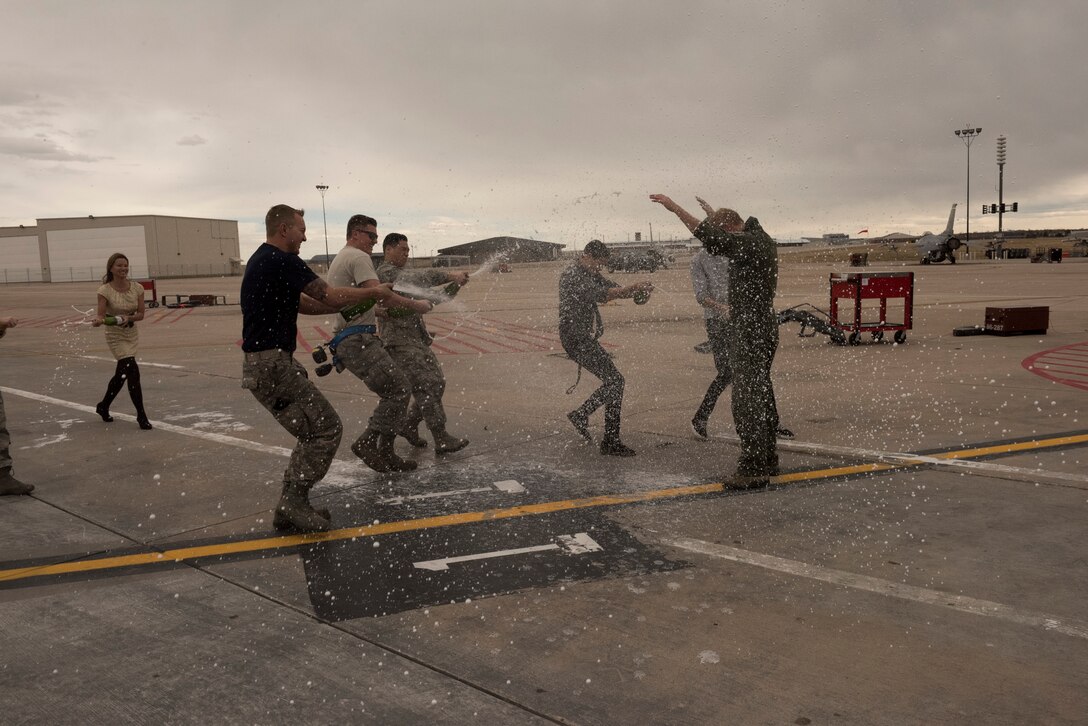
{"left": 434, "top": 236, "right": 564, "bottom": 265}
{"left": 0, "top": 214, "right": 241, "bottom": 283}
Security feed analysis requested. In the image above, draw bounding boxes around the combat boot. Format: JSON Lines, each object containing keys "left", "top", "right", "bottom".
{"left": 351, "top": 429, "right": 391, "bottom": 473}
{"left": 397, "top": 423, "right": 428, "bottom": 448}
{"left": 433, "top": 429, "right": 470, "bottom": 455}
{"left": 272, "top": 481, "right": 331, "bottom": 532}
{"left": 0, "top": 469, "right": 34, "bottom": 496}
{"left": 397, "top": 404, "right": 428, "bottom": 448}
{"left": 379, "top": 434, "right": 417, "bottom": 472}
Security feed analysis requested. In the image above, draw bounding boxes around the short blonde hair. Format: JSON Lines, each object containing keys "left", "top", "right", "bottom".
{"left": 265, "top": 204, "right": 304, "bottom": 236}
{"left": 708, "top": 208, "right": 743, "bottom": 230}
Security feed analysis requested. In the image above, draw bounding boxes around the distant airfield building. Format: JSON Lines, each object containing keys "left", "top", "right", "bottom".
{"left": 0, "top": 214, "right": 240, "bottom": 283}
{"left": 434, "top": 236, "right": 564, "bottom": 265}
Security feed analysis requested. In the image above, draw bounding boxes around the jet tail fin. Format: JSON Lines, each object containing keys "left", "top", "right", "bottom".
{"left": 943, "top": 204, "right": 957, "bottom": 235}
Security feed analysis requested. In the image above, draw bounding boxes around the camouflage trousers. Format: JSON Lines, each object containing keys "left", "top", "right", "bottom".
{"left": 727, "top": 314, "right": 780, "bottom": 478}
{"left": 0, "top": 390, "right": 12, "bottom": 473}
{"left": 334, "top": 333, "right": 411, "bottom": 439}
{"left": 385, "top": 342, "right": 448, "bottom": 434}
{"left": 242, "top": 350, "right": 342, "bottom": 486}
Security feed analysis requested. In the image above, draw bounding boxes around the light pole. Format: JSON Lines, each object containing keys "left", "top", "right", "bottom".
{"left": 953, "top": 126, "right": 981, "bottom": 246}
{"left": 996, "top": 135, "right": 1006, "bottom": 233}
{"left": 315, "top": 184, "right": 329, "bottom": 264}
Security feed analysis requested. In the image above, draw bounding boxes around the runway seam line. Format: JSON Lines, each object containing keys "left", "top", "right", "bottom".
{"left": 665, "top": 537, "right": 1088, "bottom": 641}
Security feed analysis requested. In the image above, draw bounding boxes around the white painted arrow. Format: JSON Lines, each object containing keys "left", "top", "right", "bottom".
{"left": 413, "top": 532, "right": 603, "bottom": 571}
{"left": 379, "top": 479, "right": 525, "bottom": 506}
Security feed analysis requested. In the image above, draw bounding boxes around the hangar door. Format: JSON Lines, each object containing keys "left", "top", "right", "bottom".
{"left": 46, "top": 226, "right": 149, "bottom": 282}
{"left": 1, "top": 235, "right": 43, "bottom": 282}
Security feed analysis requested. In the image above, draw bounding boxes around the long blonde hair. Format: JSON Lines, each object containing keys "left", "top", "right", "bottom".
{"left": 102, "top": 252, "right": 129, "bottom": 283}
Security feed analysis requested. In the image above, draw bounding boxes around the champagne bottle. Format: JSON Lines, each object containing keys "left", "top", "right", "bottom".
{"left": 104, "top": 315, "right": 129, "bottom": 326}
{"left": 443, "top": 281, "right": 461, "bottom": 298}
{"left": 338, "top": 297, "right": 376, "bottom": 322}
{"left": 633, "top": 289, "right": 650, "bottom": 305}
{"left": 386, "top": 306, "right": 418, "bottom": 318}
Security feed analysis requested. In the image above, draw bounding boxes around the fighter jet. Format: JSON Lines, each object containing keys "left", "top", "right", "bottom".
{"left": 915, "top": 204, "right": 962, "bottom": 264}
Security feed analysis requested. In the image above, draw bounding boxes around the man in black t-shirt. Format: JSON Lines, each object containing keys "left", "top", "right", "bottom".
{"left": 558, "top": 240, "right": 652, "bottom": 457}
{"left": 241, "top": 204, "right": 397, "bottom": 533}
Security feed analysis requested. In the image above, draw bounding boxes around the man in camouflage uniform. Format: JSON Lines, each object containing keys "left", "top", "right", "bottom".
{"left": 651, "top": 194, "right": 781, "bottom": 487}
{"left": 240, "top": 204, "right": 416, "bottom": 532}
{"left": 1, "top": 315, "right": 34, "bottom": 495}
{"left": 327, "top": 216, "right": 431, "bottom": 472}
{"left": 376, "top": 233, "right": 470, "bottom": 454}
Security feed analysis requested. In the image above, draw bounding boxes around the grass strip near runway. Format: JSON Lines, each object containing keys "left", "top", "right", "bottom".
{"left": 3, "top": 432, "right": 1087, "bottom": 587}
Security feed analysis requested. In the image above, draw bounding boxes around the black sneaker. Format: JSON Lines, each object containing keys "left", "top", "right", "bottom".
{"left": 693, "top": 341, "right": 712, "bottom": 354}
{"left": 775, "top": 426, "right": 795, "bottom": 440}
{"left": 691, "top": 417, "right": 708, "bottom": 439}
{"left": 600, "top": 439, "right": 636, "bottom": 457}
{"left": 567, "top": 410, "right": 592, "bottom": 443}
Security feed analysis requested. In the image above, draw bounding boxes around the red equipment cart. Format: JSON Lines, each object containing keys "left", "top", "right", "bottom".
{"left": 828, "top": 271, "right": 913, "bottom": 345}
{"left": 137, "top": 279, "right": 159, "bottom": 308}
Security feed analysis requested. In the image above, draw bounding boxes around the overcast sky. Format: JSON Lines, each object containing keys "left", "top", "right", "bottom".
{"left": 2, "top": 0, "right": 1086, "bottom": 260}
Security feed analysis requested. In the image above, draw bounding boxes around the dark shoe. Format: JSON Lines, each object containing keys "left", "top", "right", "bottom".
{"left": 0, "top": 470, "right": 34, "bottom": 496}
{"left": 724, "top": 475, "right": 769, "bottom": 491}
{"left": 691, "top": 417, "right": 708, "bottom": 439}
{"left": 433, "top": 430, "right": 470, "bottom": 455}
{"left": 775, "top": 426, "right": 795, "bottom": 440}
{"left": 351, "top": 430, "right": 391, "bottom": 473}
{"left": 600, "top": 439, "right": 636, "bottom": 457}
{"left": 693, "top": 341, "right": 712, "bottom": 354}
{"left": 379, "top": 434, "right": 418, "bottom": 472}
{"left": 273, "top": 483, "right": 332, "bottom": 533}
{"left": 398, "top": 426, "right": 428, "bottom": 448}
{"left": 567, "top": 410, "right": 592, "bottom": 443}
{"left": 137, "top": 415, "right": 153, "bottom": 430}
{"left": 95, "top": 403, "right": 114, "bottom": 423}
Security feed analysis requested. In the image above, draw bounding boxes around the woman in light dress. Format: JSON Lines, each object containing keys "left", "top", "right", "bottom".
{"left": 91, "top": 253, "right": 152, "bottom": 430}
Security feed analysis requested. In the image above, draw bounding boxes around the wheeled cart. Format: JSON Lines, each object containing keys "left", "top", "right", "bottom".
{"left": 138, "top": 279, "right": 159, "bottom": 308}
{"left": 828, "top": 271, "right": 914, "bottom": 345}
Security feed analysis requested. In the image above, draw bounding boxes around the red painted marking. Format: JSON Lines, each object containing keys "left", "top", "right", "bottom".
{"left": 315, "top": 326, "right": 332, "bottom": 342}
{"left": 428, "top": 340, "right": 459, "bottom": 355}
{"left": 1022, "top": 341, "right": 1088, "bottom": 391}
{"left": 150, "top": 309, "right": 180, "bottom": 324}
{"left": 455, "top": 320, "right": 554, "bottom": 351}
{"left": 476, "top": 315, "right": 564, "bottom": 344}
{"left": 295, "top": 330, "right": 313, "bottom": 353}
{"left": 168, "top": 309, "right": 195, "bottom": 324}
{"left": 426, "top": 321, "right": 532, "bottom": 353}
{"left": 29, "top": 315, "right": 71, "bottom": 328}
{"left": 438, "top": 324, "right": 550, "bottom": 352}
{"left": 428, "top": 333, "right": 491, "bottom": 355}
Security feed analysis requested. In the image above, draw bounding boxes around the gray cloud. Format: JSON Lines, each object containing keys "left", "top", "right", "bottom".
{"left": 0, "top": 135, "right": 102, "bottom": 162}
{"left": 0, "top": 0, "right": 1085, "bottom": 256}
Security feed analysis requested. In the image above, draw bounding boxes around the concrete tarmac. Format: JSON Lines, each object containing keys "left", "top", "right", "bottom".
{"left": 1, "top": 255, "right": 1086, "bottom": 724}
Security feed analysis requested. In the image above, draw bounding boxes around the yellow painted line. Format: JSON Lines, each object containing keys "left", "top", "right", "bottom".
{"left": 930, "top": 432, "right": 1088, "bottom": 461}
{"left": 2, "top": 432, "right": 1084, "bottom": 586}
{"left": 0, "top": 482, "right": 725, "bottom": 584}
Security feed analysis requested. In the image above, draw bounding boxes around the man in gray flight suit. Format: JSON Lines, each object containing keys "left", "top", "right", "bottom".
{"left": 376, "top": 233, "right": 471, "bottom": 454}
{"left": 652, "top": 194, "right": 782, "bottom": 487}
